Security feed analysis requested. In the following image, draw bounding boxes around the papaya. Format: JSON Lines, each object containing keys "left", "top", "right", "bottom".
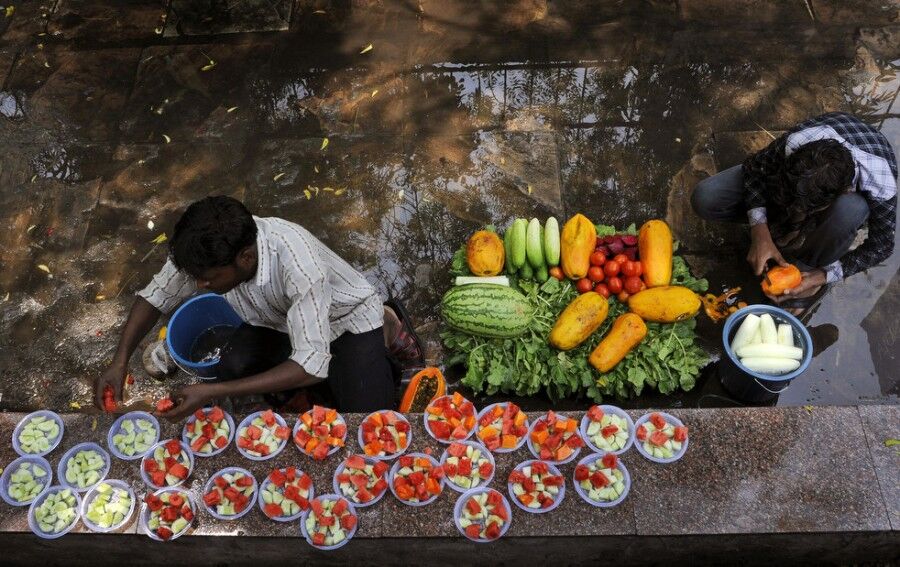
{"left": 399, "top": 367, "right": 446, "bottom": 412}
{"left": 638, "top": 219, "right": 672, "bottom": 287}
{"left": 560, "top": 213, "right": 595, "bottom": 280}
{"left": 549, "top": 292, "right": 610, "bottom": 351}
{"left": 466, "top": 230, "right": 505, "bottom": 276}
{"left": 589, "top": 313, "right": 648, "bottom": 373}
{"left": 761, "top": 264, "right": 802, "bottom": 296}
{"left": 627, "top": 286, "right": 700, "bottom": 323}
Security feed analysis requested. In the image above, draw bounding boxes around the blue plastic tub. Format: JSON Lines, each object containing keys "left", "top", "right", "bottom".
{"left": 719, "top": 305, "right": 813, "bottom": 403}
{"left": 166, "top": 293, "right": 243, "bottom": 379}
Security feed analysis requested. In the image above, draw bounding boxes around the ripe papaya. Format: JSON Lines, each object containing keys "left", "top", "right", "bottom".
{"left": 627, "top": 286, "right": 700, "bottom": 323}
{"left": 638, "top": 220, "right": 672, "bottom": 287}
{"left": 589, "top": 313, "right": 647, "bottom": 373}
{"left": 761, "top": 265, "right": 802, "bottom": 296}
{"left": 549, "top": 292, "right": 609, "bottom": 351}
{"left": 466, "top": 230, "right": 505, "bottom": 276}
{"left": 560, "top": 213, "right": 595, "bottom": 280}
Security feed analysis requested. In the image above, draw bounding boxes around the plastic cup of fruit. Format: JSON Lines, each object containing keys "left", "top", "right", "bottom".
{"left": 80, "top": 479, "right": 136, "bottom": 533}
{"left": 57, "top": 442, "right": 111, "bottom": 493}
{"left": 300, "top": 494, "right": 358, "bottom": 551}
{"left": 293, "top": 409, "right": 347, "bottom": 459}
{"left": 182, "top": 407, "right": 235, "bottom": 458}
{"left": 140, "top": 440, "right": 195, "bottom": 489}
{"left": 388, "top": 452, "right": 444, "bottom": 506}
{"left": 453, "top": 487, "right": 512, "bottom": 543}
{"left": 525, "top": 413, "right": 583, "bottom": 465}
{"left": 332, "top": 456, "right": 387, "bottom": 508}
{"left": 107, "top": 411, "right": 160, "bottom": 461}
{"left": 13, "top": 410, "right": 64, "bottom": 457}
{"left": 572, "top": 453, "right": 631, "bottom": 508}
{"left": 579, "top": 405, "right": 635, "bottom": 456}
{"left": 634, "top": 412, "right": 689, "bottom": 464}
{"left": 475, "top": 402, "right": 529, "bottom": 453}
{"left": 422, "top": 395, "right": 477, "bottom": 444}
{"left": 507, "top": 460, "right": 565, "bottom": 514}
{"left": 257, "top": 467, "right": 314, "bottom": 522}
{"left": 357, "top": 411, "right": 412, "bottom": 460}
{"left": 203, "top": 466, "right": 258, "bottom": 521}
{"left": 440, "top": 440, "right": 495, "bottom": 493}
{"left": 0, "top": 456, "right": 52, "bottom": 506}
{"left": 28, "top": 485, "right": 82, "bottom": 540}
{"left": 236, "top": 410, "right": 289, "bottom": 461}
{"left": 140, "top": 487, "right": 195, "bottom": 542}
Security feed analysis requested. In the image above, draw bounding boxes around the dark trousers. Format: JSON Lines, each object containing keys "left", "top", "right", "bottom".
{"left": 215, "top": 324, "right": 396, "bottom": 412}
{"left": 691, "top": 165, "right": 870, "bottom": 269}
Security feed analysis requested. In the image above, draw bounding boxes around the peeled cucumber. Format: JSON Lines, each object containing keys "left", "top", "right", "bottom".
{"left": 730, "top": 313, "right": 760, "bottom": 352}
{"left": 750, "top": 328, "right": 763, "bottom": 344}
{"left": 759, "top": 314, "right": 778, "bottom": 345}
{"left": 735, "top": 343, "right": 803, "bottom": 360}
{"left": 456, "top": 276, "right": 510, "bottom": 287}
{"left": 508, "top": 219, "right": 528, "bottom": 269}
{"left": 777, "top": 324, "right": 794, "bottom": 347}
{"left": 526, "top": 218, "right": 545, "bottom": 268}
{"left": 544, "top": 217, "right": 560, "bottom": 266}
{"left": 739, "top": 357, "right": 800, "bottom": 375}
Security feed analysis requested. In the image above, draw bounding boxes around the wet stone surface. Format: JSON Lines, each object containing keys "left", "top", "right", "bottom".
{"left": 857, "top": 404, "right": 900, "bottom": 530}
{"left": 47, "top": 0, "right": 168, "bottom": 44}
{"left": 165, "top": 0, "right": 292, "bottom": 36}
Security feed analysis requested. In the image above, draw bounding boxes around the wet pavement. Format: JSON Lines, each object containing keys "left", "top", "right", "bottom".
{"left": 0, "top": 1, "right": 898, "bottom": 413}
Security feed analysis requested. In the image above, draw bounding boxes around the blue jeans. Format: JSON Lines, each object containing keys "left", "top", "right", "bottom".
{"left": 691, "top": 165, "right": 869, "bottom": 269}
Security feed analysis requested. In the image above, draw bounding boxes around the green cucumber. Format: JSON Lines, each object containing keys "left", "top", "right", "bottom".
{"left": 526, "top": 218, "right": 545, "bottom": 268}
{"left": 544, "top": 217, "right": 560, "bottom": 265}
{"left": 503, "top": 229, "right": 516, "bottom": 274}
{"left": 535, "top": 265, "right": 549, "bottom": 283}
{"left": 519, "top": 262, "right": 533, "bottom": 280}
{"left": 508, "top": 219, "right": 527, "bottom": 269}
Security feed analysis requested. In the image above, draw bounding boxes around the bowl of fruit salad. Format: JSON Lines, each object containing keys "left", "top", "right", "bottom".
{"left": 259, "top": 466, "right": 314, "bottom": 522}
{"left": 81, "top": 479, "right": 135, "bottom": 533}
{"left": 573, "top": 452, "right": 630, "bottom": 507}
{"left": 293, "top": 405, "right": 347, "bottom": 460}
{"left": 634, "top": 412, "right": 688, "bottom": 463}
{"left": 580, "top": 405, "right": 634, "bottom": 456}
{"left": 141, "top": 488, "right": 195, "bottom": 541}
{"left": 28, "top": 485, "right": 81, "bottom": 539}
{"left": 423, "top": 393, "right": 477, "bottom": 443}
{"left": 333, "top": 454, "right": 389, "bottom": 507}
{"left": 1, "top": 456, "right": 52, "bottom": 506}
{"left": 507, "top": 460, "right": 565, "bottom": 513}
{"left": 140, "top": 439, "right": 194, "bottom": 489}
{"left": 14, "top": 410, "right": 64, "bottom": 457}
{"left": 358, "top": 410, "right": 411, "bottom": 459}
{"left": 389, "top": 453, "right": 444, "bottom": 506}
{"left": 235, "top": 410, "right": 291, "bottom": 461}
{"left": 202, "top": 467, "right": 257, "bottom": 520}
{"left": 108, "top": 411, "right": 159, "bottom": 460}
{"left": 526, "top": 411, "right": 584, "bottom": 465}
{"left": 475, "top": 402, "right": 529, "bottom": 453}
{"left": 301, "top": 494, "right": 358, "bottom": 550}
{"left": 454, "top": 487, "right": 511, "bottom": 543}
{"left": 57, "top": 442, "right": 111, "bottom": 493}
{"left": 440, "top": 441, "right": 494, "bottom": 493}
{"left": 182, "top": 406, "right": 234, "bottom": 458}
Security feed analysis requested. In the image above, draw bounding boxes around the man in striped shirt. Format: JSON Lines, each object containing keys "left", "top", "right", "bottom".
{"left": 94, "top": 196, "right": 423, "bottom": 417}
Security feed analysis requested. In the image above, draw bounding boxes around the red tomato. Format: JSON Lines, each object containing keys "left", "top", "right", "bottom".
{"left": 606, "top": 276, "right": 623, "bottom": 294}
{"left": 603, "top": 261, "right": 620, "bottom": 277}
{"left": 576, "top": 278, "right": 594, "bottom": 294}
{"left": 589, "top": 251, "right": 606, "bottom": 267}
{"left": 613, "top": 253, "right": 629, "bottom": 265}
{"left": 593, "top": 283, "right": 610, "bottom": 298}
{"left": 587, "top": 266, "right": 605, "bottom": 283}
{"left": 548, "top": 266, "right": 564, "bottom": 281}
{"left": 634, "top": 261, "right": 644, "bottom": 277}
{"left": 617, "top": 291, "right": 630, "bottom": 302}
{"left": 621, "top": 260, "right": 640, "bottom": 277}
{"left": 624, "top": 275, "right": 643, "bottom": 294}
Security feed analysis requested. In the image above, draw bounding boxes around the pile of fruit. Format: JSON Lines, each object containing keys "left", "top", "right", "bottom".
{"left": 261, "top": 467, "right": 313, "bottom": 519}
{"left": 476, "top": 402, "right": 529, "bottom": 452}
{"left": 6, "top": 461, "right": 48, "bottom": 503}
{"left": 84, "top": 482, "right": 132, "bottom": 529}
{"left": 17, "top": 414, "right": 61, "bottom": 455}
{"left": 391, "top": 454, "right": 443, "bottom": 504}
{"left": 142, "top": 439, "right": 191, "bottom": 488}
{"left": 335, "top": 455, "right": 388, "bottom": 505}
{"left": 62, "top": 448, "right": 107, "bottom": 489}
{"left": 144, "top": 490, "right": 194, "bottom": 540}
{"left": 183, "top": 407, "right": 231, "bottom": 455}
{"left": 442, "top": 442, "right": 494, "bottom": 491}
{"left": 457, "top": 488, "right": 509, "bottom": 541}
{"left": 636, "top": 412, "right": 687, "bottom": 460}
{"left": 360, "top": 410, "right": 410, "bottom": 458}
{"left": 529, "top": 411, "right": 584, "bottom": 463}
{"left": 294, "top": 406, "right": 347, "bottom": 460}
{"left": 574, "top": 453, "right": 627, "bottom": 504}
{"left": 582, "top": 406, "right": 630, "bottom": 453}
{"left": 32, "top": 489, "right": 78, "bottom": 535}
{"left": 236, "top": 410, "right": 290, "bottom": 458}
{"left": 508, "top": 461, "right": 564, "bottom": 511}
{"left": 304, "top": 496, "right": 357, "bottom": 548}
{"left": 202, "top": 469, "right": 256, "bottom": 517}
{"left": 424, "top": 393, "right": 477, "bottom": 442}
{"left": 111, "top": 415, "right": 158, "bottom": 458}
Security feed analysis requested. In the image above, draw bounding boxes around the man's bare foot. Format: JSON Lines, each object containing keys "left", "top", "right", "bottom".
{"left": 383, "top": 306, "right": 402, "bottom": 348}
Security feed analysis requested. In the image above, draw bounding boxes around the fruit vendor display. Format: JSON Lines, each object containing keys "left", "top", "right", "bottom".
{"left": 61, "top": 445, "right": 109, "bottom": 490}
{"left": 574, "top": 452, "right": 628, "bottom": 505}
{"left": 476, "top": 402, "right": 529, "bottom": 452}
{"left": 83, "top": 482, "right": 133, "bottom": 530}
{"left": 5, "top": 460, "right": 49, "bottom": 504}
{"left": 110, "top": 413, "right": 159, "bottom": 458}
{"left": 441, "top": 442, "right": 494, "bottom": 491}
{"left": 359, "top": 410, "right": 410, "bottom": 458}
{"left": 260, "top": 467, "right": 314, "bottom": 520}
{"left": 203, "top": 468, "right": 257, "bottom": 518}
{"left": 15, "top": 412, "right": 62, "bottom": 455}
{"left": 294, "top": 405, "right": 347, "bottom": 460}
{"left": 236, "top": 410, "right": 290, "bottom": 459}
{"left": 398, "top": 367, "right": 446, "bottom": 412}
{"left": 142, "top": 439, "right": 192, "bottom": 488}
{"left": 390, "top": 454, "right": 444, "bottom": 505}
{"left": 144, "top": 489, "right": 194, "bottom": 541}
{"left": 636, "top": 412, "right": 688, "bottom": 461}
{"left": 31, "top": 488, "right": 79, "bottom": 536}
{"left": 303, "top": 495, "right": 358, "bottom": 549}
{"left": 455, "top": 488, "right": 510, "bottom": 542}
{"left": 528, "top": 411, "right": 584, "bottom": 463}
{"left": 508, "top": 460, "right": 565, "bottom": 512}
{"left": 334, "top": 455, "right": 389, "bottom": 506}
{"left": 582, "top": 405, "right": 631, "bottom": 454}
{"left": 183, "top": 407, "right": 231, "bottom": 456}
{"left": 424, "top": 392, "right": 477, "bottom": 442}
{"left": 441, "top": 284, "right": 534, "bottom": 339}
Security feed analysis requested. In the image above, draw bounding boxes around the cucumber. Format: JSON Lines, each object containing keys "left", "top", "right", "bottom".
{"left": 508, "top": 219, "right": 527, "bottom": 268}
{"left": 526, "top": 218, "right": 545, "bottom": 268}
{"left": 730, "top": 313, "right": 759, "bottom": 352}
{"left": 544, "top": 217, "right": 560, "bottom": 265}
{"left": 519, "top": 262, "right": 533, "bottom": 280}
{"left": 777, "top": 324, "right": 794, "bottom": 347}
{"left": 455, "top": 276, "right": 509, "bottom": 287}
{"left": 503, "top": 229, "right": 516, "bottom": 275}
{"left": 739, "top": 357, "right": 801, "bottom": 375}
{"left": 535, "top": 265, "right": 549, "bottom": 283}
{"left": 734, "top": 343, "right": 803, "bottom": 360}
{"left": 759, "top": 313, "right": 778, "bottom": 345}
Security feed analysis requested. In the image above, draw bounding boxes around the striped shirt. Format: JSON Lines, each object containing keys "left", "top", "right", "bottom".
{"left": 138, "top": 216, "right": 384, "bottom": 378}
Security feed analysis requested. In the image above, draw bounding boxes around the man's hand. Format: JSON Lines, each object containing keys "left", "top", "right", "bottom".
{"left": 157, "top": 383, "right": 216, "bottom": 421}
{"left": 747, "top": 224, "right": 789, "bottom": 276}
{"left": 781, "top": 269, "right": 826, "bottom": 300}
{"left": 94, "top": 361, "right": 126, "bottom": 410}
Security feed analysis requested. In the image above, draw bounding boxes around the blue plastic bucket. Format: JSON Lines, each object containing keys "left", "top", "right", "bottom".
{"left": 719, "top": 305, "right": 813, "bottom": 403}
{"left": 166, "top": 293, "right": 243, "bottom": 379}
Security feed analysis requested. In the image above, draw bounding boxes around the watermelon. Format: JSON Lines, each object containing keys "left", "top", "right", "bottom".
{"left": 146, "top": 490, "right": 193, "bottom": 540}
{"left": 575, "top": 454, "right": 627, "bottom": 504}
{"left": 639, "top": 413, "right": 687, "bottom": 460}
{"left": 476, "top": 402, "right": 529, "bottom": 452}
{"left": 142, "top": 440, "right": 192, "bottom": 488}
{"left": 183, "top": 406, "right": 231, "bottom": 456}
{"left": 304, "top": 496, "right": 356, "bottom": 548}
{"left": 360, "top": 411, "right": 410, "bottom": 458}
{"left": 237, "top": 411, "right": 287, "bottom": 459}
{"left": 261, "top": 467, "right": 313, "bottom": 519}
{"left": 529, "top": 411, "right": 584, "bottom": 463}
{"left": 442, "top": 442, "right": 493, "bottom": 491}
{"left": 425, "top": 393, "right": 477, "bottom": 442}
{"left": 457, "top": 489, "right": 509, "bottom": 541}
{"left": 441, "top": 284, "right": 534, "bottom": 338}
{"left": 391, "top": 454, "right": 443, "bottom": 504}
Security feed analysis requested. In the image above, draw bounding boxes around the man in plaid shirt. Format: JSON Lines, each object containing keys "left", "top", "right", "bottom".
{"left": 692, "top": 112, "right": 897, "bottom": 312}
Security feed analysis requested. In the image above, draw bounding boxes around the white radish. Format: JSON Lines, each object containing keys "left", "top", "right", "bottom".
{"left": 735, "top": 343, "right": 803, "bottom": 360}
{"left": 777, "top": 324, "right": 794, "bottom": 347}
{"left": 739, "top": 357, "right": 800, "bottom": 375}
{"left": 759, "top": 314, "right": 778, "bottom": 345}
{"left": 750, "top": 328, "right": 763, "bottom": 344}
{"left": 730, "top": 313, "right": 760, "bottom": 352}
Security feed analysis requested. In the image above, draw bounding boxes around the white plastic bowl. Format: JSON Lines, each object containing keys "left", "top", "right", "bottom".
{"left": 0, "top": 455, "right": 52, "bottom": 506}
{"left": 28, "top": 485, "right": 82, "bottom": 539}
{"left": 13, "top": 410, "right": 64, "bottom": 458}
{"left": 474, "top": 402, "right": 529, "bottom": 453}
{"left": 507, "top": 460, "right": 565, "bottom": 514}
{"left": 235, "top": 411, "right": 289, "bottom": 461}
{"left": 107, "top": 411, "right": 160, "bottom": 461}
{"left": 579, "top": 405, "right": 635, "bottom": 456}
{"left": 572, "top": 452, "right": 631, "bottom": 508}
{"left": 422, "top": 395, "right": 477, "bottom": 444}
{"left": 299, "top": 494, "right": 358, "bottom": 551}
{"left": 332, "top": 456, "right": 387, "bottom": 508}
{"left": 257, "top": 467, "right": 314, "bottom": 522}
{"left": 439, "top": 440, "right": 495, "bottom": 493}
{"left": 388, "top": 452, "right": 443, "bottom": 506}
{"left": 293, "top": 408, "right": 347, "bottom": 459}
{"left": 202, "top": 466, "right": 257, "bottom": 521}
{"left": 181, "top": 407, "right": 235, "bottom": 458}
{"left": 57, "top": 442, "right": 111, "bottom": 493}
{"left": 80, "top": 479, "right": 136, "bottom": 533}
{"left": 525, "top": 412, "right": 583, "bottom": 465}
{"left": 453, "top": 487, "right": 512, "bottom": 543}
{"left": 356, "top": 411, "right": 411, "bottom": 460}
{"left": 633, "top": 412, "right": 689, "bottom": 464}
{"left": 139, "top": 439, "right": 195, "bottom": 489}
{"left": 140, "top": 487, "right": 195, "bottom": 542}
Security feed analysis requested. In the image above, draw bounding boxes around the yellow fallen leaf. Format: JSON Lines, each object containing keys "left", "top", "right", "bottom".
{"left": 885, "top": 439, "right": 900, "bottom": 447}
{"left": 91, "top": 417, "right": 98, "bottom": 431}
{"left": 151, "top": 233, "right": 168, "bottom": 244}
{"left": 359, "top": 43, "right": 373, "bottom": 54}
{"left": 313, "top": 165, "right": 319, "bottom": 173}
{"left": 303, "top": 189, "right": 312, "bottom": 200}
{"left": 313, "top": 9, "right": 326, "bottom": 14}
{"left": 69, "top": 401, "right": 81, "bottom": 409}
{"left": 320, "top": 138, "right": 329, "bottom": 150}
{"left": 95, "top": 294, "right": 106, "bottom": 301}
{"left": 273, "top": 172, "right": 286, "bottom": 182}
{"left": 5, "top": 6, "right": 15, "bottom": 17}
{"left": 30, "top": 174, "right": 37, "bottom": 183}
{"left": 226, "top": 106, "right": 238, "bottom": 113}
{"left": 27, "top": 224, "right": 36, "bottom": 234}
{"left": 37, "top": 264, "right": 50, "bottom": 274}
{"left": 201, "top": 60, "right": 217, "bottom": 72}
{"left": 500, "top": 157, "right": 505, "bottom": 165}
{"left": 803, "top": 405, "right": 813, "bottom": 414}
{"left": 371, "top": 89, "right": 378, "bottom": 98}
{"left": 322, "top": 186, "right": 333, "bottom": 192}
{"left": 527, "top": 184, "right": 533, "bottom": 194}
{"left": 1, "top": 292, "right": 9, "bottom": 302}
{"left": 162, "top": 134, "right": 171, "bottom": 143}
{"left": 335, "top": 188, "right": 346, "bottom": 196}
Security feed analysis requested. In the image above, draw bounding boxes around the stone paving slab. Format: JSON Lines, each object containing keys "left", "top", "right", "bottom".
{"left": 164, "top": 0, "right": 292, "bottom": 37}
{"left": 47, "top": 0, "right": 168, "bottom": 44}
{"left": 857, "top": 404, "right": 900, "bottom": 530}
{"left": 812, "top": 0, "right": 900, "bottom": 25}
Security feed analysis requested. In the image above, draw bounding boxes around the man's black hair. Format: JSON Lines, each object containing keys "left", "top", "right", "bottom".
{"left": 169, "top": 196, "right": 257, "bottom": 277}
{"left": 780, "top": 139, "right": 855, "bottom": 211}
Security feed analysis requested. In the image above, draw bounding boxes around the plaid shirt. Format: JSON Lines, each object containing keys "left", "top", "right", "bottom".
{"left": 742, "top": 112, "right": 897, "bottom": 282}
